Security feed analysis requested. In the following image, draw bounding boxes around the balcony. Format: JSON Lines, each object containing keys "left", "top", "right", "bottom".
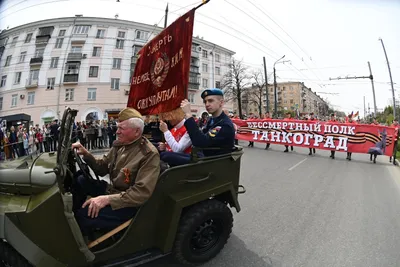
{"left": 67, "top": 53, "right": 83, "bottom": 62}
{"left": 63, "top": 74, "right": 79, "bottom": 84}
{"left": 25, "top": 78, "right": 38, "bottom": 88}
{"left": 189, "top": 83, "right": 200, "bottom": 90}
{"left": 191, "top": 49, "right": 200, "bottom": 58}
{"left": 35, "top": 35, "right": 50, "bottom": 45}
{"left": 30, "top": 57, "right": 43, "bottom": 66}
{"left": 190, "top": 66, "right": 200, "bottom": 74}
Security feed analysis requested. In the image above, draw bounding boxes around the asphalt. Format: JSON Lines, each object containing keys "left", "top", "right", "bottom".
{"left": 135, "top": 141, "right": 400, "bottom": 267}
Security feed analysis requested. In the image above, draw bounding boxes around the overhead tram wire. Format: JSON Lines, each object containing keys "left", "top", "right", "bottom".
{"left": 245, "top": 0, "right": 326, "bottom": 80}
{"left": 0, "top": 0, "right": 26, "bottom": 14}
{"left": 221, "top": 0, "right": 325, "bottom": 89}
{"left": 225, "top": 0, "right": 326, "bottom": 86}
{"left": 0, "top": 0, "right": 69, "bottom": 20}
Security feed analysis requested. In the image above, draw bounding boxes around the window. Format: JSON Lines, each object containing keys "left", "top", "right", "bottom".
{"left": 71, "top": 46, "right": 82, "bottom": 53}
{"left": 202, "top": 50, "right": 208, "bottom": 58}
{"left": 290, "top": 86, "right": 294, "bottom": 90}
{"left": 270, "top": 88, "right": 273, "bottom": 92}
{"left": 118, "top": 31, "right": 125, "bottom": 38}
{"left": 290, "top": 99, "right": 294, "bottom": 104}
{"left": 5, "top": 55, "right": 11, "bottom": 66}
{"left": 1, "top": 75, "right": 7, "bottom": 87}
{"left": 284, "top": 100, "right": 287, "bottom": 104}
{"left": 135, "top": 30, "right": 149, "bottom": 40}
{"left": 133, "top": 45, "right": 143, "bottom": 56}
{"left": 14, "top": 72, "right": 21, "bottom": 84}
{"left": 55, "top": 38, "right": 63, "bottom": 49}
{"left": 111, "top": 78, "right": 120, "bottom": 90}
{"left": 215, "top": 54, "right": 220, "bottom": 62}
{"left": 47, "top": 78, "right": 55, "bottom": 89}
{"left": 282, "top": 86, "right": 286, "bottom": 91}
{"left": 19, "top": 52, "right": 26, "bottom": 63}
{"left": 92, "top": 47, "right": 101, "bottom": 57}
{"left": 10, "top": 36, "right": 18, "bottom": 47}
{"left": 202, "top": 63, "right": 208, "bottom": 72}
{"left": 34, "top": 48, "right": 44, "bottom": 58}
{"left": 25, "top": 33, "right": 32, "bottom": 43}
{"left": 11, "top": 94, "right": 17, "bottom": 107}
{"left": 202, "top": 78, "right": 208, "bottom": 87}
{"left": 87, "top": 88, "right": 97, "bottom": 101}
{"left": 29, "top": 70, "right": 39, "bottom": 82}
{"left": 188, "top": 93, "right": 195, "bottom": 103}
{"left": 27, "top": 92, "right": 35, "bottom": 105}
{"left": 215, "top": 81, "right": 221, "bottom": 88}
{"left": 58, "top": 30, "right": 66, "bottom": 36}
{"left": 50, "top": 57, "right": 59, "bottom": 68}
{"left": 0, "top": 97, "right": 2, "bottom": 110}
{"left": 113, "top": 58, "right": 121, "bottom": 69}
{"left": 89, "top": 66, "right": 99, "bottom": 77}
{"left": 116, "top": 39, "right": 124, "bottom": 49}
{"left": 73, "top": 25, "right": 90, "bottom": 35}
{"left": 65, "top": 63, "right": 80, "bottom": 74}
{"left": 215, "top": 67, "right": 220, "bottom": 75}
{"left": 96, "top": 29, "right": 105, "bottom": 38}
{"left": 65, "top": 88, "right": 74, "bottom": 101}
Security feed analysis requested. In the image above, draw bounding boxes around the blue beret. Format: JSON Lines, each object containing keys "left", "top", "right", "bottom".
{"left": 201, "top": 88, "right": 223, "bottom": 99}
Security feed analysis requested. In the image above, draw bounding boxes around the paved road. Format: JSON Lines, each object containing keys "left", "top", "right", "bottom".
{"left": 132, "top": 141, "right": 400, "bottom": 267}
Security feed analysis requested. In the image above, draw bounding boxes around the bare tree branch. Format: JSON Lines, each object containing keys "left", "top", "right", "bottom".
{"left": 221, "top": 58, "right": 251, "bottom": 119}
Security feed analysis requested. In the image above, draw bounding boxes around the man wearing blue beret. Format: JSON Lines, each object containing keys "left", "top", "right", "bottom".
{"left": 180, "top": 88, "right": 235, "bottom": 157}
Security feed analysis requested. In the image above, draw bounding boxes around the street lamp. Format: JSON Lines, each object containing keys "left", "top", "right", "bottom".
{"left": 273, "top": 55, "right": 286, "bottom": 118}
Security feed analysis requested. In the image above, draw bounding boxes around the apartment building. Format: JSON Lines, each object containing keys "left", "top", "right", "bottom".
{"left": 239, "top": 81, "right": 329, "bottom": 117}
{"left": 0, "top": 16, "right": 235, "bottom": 126}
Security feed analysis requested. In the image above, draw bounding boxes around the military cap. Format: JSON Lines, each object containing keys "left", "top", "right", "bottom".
{"left": 201, "top": 88, "right": 224, "bottom": 99}
{"left": 118, "top": 108, "right": 142, "bottom": 121}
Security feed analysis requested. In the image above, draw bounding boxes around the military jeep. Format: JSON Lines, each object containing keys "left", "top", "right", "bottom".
{"left": 0, "top": 107, "right": 245, "bottom": 267}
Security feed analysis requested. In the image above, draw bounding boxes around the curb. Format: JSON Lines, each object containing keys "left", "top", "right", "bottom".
{"left": 396, "top": 159, "right": 400, "bottom": 166}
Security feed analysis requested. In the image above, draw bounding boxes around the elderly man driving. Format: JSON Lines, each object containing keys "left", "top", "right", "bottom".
{"left": 71, "top": 108, "right": 160, "bottom": 237}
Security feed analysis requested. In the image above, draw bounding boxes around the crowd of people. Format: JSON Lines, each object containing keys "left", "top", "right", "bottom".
{"left": 0, "top": 118, "right": 121, "bottom": 161}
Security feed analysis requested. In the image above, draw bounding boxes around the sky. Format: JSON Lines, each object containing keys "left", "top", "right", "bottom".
{"left": 1, "top": 0, "right": 399, "bottom": 116}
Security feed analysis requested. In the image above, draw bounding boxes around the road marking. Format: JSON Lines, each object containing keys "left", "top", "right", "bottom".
{"left": 288, "top": 158, "right": 308, "bottom": 171}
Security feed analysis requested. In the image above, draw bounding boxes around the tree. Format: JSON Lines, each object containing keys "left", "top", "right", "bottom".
{"left": 221, "top": 58, "right": 250, "bottom": 119}
{"left": 248, "top": 70, "right": 272, "bottom": 118}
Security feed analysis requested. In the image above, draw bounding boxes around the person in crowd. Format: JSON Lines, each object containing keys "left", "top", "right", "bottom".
{"left": 390, "top": 119, "right": 399, "bottom": 165}
{"left": 264, "top": 112, "right": 271, "bottom": 150}
{"left": 71, "top": 108, "right": 160, "bottom": 238}
{"left": 283, "top": 112, "right": 294, "bottom": 152}
{"left": 156, "top": 110, "right": 192, "bottom": 167}
{"left": 308, "top": 112, "right": 317, "bottom": 156}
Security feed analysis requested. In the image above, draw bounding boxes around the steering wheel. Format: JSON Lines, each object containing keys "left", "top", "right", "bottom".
{"left": 73, "top": 148, "right": 100, "bottom": 181}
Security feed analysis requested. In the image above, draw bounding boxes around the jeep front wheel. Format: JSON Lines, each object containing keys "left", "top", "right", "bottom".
{"left": 173, "top": 199, "right": 233, "bottom": 265}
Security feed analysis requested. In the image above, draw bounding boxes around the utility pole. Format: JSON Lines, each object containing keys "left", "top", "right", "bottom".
{"left": 367, "top": 61, "right": 377, "bottom": 116}
{"left": 164, "top": 4, "right": 168, "bottom": 28}
{"left": 329, "top": 61, "right": 377, "bottom": 115}
{"left": 263, "top": 56, "right": 269, "bottom": 113}
{"left": 379, "top": 38, "right": 396, "bottom": 119}
{"left": 363, "top": 95, "right": 366, "bottom": 119}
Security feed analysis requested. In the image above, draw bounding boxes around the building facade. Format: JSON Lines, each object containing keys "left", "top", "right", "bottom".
{"left": 0, "top": 16, "right": 235, "bottom": 126}
{"left": 238, "top": 81, "right": 329, "bottom": 118}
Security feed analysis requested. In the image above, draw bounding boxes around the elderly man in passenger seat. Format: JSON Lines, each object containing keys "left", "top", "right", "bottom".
{"left": 71, "top": 108, "right": 160, "bottom": 238}
{"left": 157, "top": 110, "right": 192, "bottom": 166}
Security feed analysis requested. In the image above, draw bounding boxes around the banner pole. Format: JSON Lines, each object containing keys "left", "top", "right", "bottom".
{"left": 194, "top": 0, "right": 210, "bottom": 11}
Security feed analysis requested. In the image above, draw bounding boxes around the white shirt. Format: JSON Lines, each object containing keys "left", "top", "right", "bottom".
{"left": 163, "top": 119, "right": 192, "bottom": 153}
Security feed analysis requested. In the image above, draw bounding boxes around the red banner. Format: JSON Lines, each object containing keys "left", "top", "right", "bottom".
{"left": 232, "top": 119, "right": 397, "bottom": 155}
{"left": 127, "top": 9, "right": 195, "bottom": 115}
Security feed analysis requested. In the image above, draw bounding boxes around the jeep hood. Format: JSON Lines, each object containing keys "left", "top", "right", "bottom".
{"left": 0, "top": 153, "right": 58, "bottom": 195}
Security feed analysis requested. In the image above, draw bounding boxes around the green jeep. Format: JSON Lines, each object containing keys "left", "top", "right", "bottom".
{"left": 0, "top": 107, "right": 245, "bottom": 266}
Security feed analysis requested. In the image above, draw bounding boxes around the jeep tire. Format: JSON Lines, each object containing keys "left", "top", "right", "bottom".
{"left": 173, "top": 199, "right": 233, "bottom": 265}
{"left": 0, "top": 240, "right": 32, "bottom": 267}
